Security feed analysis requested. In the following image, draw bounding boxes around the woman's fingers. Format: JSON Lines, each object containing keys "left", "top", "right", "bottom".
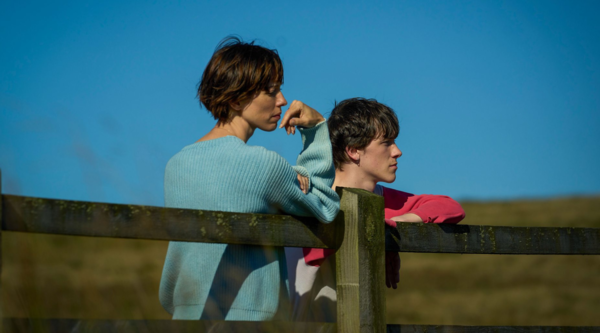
{"left": 296, "top": 173, "right": 309, "bottom": 194}
{"left": 286, "top": 125, "right": 295, "bottom": 135}
{"left": 279, "top": 100, "right": 302, "bottom": 129}
{"left": 292, "top": 103, "right": 324, "bottom": 128}
{"left": 302, "top": 176, "right": 308, "bottom": 193}
{"left": 279, "top": 100, "right": 325, "bottom": 134}
{"left": 281, "top": 101, "right": 301, "bottom": 135}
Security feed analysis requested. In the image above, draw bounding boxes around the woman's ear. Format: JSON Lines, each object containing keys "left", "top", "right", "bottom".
{"left": 228, "top": 99, "right": 245, "bottom": 112}
{"left": 345, "top": 146, "right": 361, "bottom": 164}
{"left": 229, "top": 96, "right": 253, "bottom": 114}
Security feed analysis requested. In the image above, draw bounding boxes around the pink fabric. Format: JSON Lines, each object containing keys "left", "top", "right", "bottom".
{"left": 302, "top": 186, "right": 466, "bottom": 266}
{"left": 381, "top": 187, "right": 465, "bottom": 224}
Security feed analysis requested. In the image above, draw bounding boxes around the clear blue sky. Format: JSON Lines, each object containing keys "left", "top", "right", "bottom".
{"left": 1, "top": 0, "right": 599, "bottom": 205}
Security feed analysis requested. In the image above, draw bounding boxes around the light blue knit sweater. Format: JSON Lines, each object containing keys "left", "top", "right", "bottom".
{"left": 159, "top": 122, "right": 340, "bottom": 321}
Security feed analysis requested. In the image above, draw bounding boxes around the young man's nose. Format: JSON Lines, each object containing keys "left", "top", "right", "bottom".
{"left": 392, "top": 145, "right": 402, "bottom": 158}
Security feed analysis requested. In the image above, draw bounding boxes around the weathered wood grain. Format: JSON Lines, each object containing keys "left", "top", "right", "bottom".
{"left": 3, "top": 320, "right": 599, "bottom": 333}
{"left": 386, "top": 222, "right": 600, "bottom": 255}
{"left": 386, "top": 324, "right": 600, "bottom": 333}
{"left": 1, "top": 194, "right": 339, "bottom": 249}
{"left": 336, "top": 187, "right": 386, "bottom": 333}
{"left": 4, "top": 193, "right": 600, "bottom": 255}
{"left": 0, "top": 169, "right": 3, "bottom": 321}
{"left": 2, "top": 318, "right": 336, "bottom": 333}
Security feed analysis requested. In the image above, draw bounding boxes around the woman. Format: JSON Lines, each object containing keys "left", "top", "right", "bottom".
{"left": 159, "top": 37, "right": 340, "bottom": 321}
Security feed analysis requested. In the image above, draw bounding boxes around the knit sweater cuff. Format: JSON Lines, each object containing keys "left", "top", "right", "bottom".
{"left": 298, "top": 121, "right": 328, "bottom": 146}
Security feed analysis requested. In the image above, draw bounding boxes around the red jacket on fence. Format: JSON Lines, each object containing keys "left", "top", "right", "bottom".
{"left": 285, "top": 185, "right": 466, "bottom": 321}
{"left": 302, "top": 185, "right": 466, "bottom": 266}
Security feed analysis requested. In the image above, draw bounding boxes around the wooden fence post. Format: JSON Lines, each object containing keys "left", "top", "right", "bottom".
{"left": 335, "top": 187, "right": 386, "bottom": 333}
{"left": 0, "top": 168, "right": 3, "bottom": 330}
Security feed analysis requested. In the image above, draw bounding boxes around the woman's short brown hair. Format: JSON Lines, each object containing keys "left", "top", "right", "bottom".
{"left": 328, "top": 98, "right": 399, "bottom": 170}
{"left": 198, "top": 36, "right": 284, "bottom": 123}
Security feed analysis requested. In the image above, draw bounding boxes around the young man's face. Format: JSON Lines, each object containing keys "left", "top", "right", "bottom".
{"left": 358, "top": 136, "right": 402, "bottom": 184}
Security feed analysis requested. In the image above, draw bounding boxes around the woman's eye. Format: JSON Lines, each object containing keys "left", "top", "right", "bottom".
{"left": 267, "top": 86, "right": 282, "bottom": 96}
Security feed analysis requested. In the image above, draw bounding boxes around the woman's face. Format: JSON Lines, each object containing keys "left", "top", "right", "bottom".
{"left": 240, "top": 84, "right": 287, "bottom": 132}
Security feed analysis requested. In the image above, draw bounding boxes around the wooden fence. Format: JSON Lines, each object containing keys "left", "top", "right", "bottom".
{"left": 1, "top": 170, "right": 599, "bottom": 333}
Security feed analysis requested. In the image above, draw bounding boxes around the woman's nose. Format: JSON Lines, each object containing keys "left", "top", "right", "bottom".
{"left": 278, "top": 92, "right": 288, "bottom": 107}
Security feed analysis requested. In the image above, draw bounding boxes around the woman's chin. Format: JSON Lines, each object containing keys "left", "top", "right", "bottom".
{"left": 259, "top": 123, "right": 279, "bottom": 132}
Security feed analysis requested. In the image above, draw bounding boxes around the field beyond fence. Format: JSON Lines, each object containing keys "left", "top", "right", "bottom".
{"left": 2, "top": 196, "right": 599, "bottom": 327}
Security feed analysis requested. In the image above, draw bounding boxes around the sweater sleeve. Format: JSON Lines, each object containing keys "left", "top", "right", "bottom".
{"left": 264, "top": 121, "right": 340, "bottom": 223}
{"left": 382, "top": 186, "right": 465, "bottom": 224}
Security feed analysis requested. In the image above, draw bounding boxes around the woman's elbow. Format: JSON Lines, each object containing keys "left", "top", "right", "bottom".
{"left": 321, "top": 204, "right": 341, "bottom": 223}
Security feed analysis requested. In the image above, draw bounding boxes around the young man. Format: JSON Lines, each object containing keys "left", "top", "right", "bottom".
{"left": 286, "top": 97, "right": 465, "bottom": 322}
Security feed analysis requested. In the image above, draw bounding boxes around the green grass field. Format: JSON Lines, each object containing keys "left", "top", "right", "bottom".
{"left": 2, "top": 196, "right": 599, "bottom": 325}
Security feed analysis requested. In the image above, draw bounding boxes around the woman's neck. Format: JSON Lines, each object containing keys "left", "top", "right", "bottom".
{"left": 197, "top": 116, "right": 255, "bottom": 143}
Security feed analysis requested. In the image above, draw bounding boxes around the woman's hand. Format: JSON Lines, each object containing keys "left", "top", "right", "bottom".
{"left": 297, "top": 173, "right": 309, "bottom": 194}
{"left": 279, "top": 100, "right": 325, "bottom": 135}
{"left": 386, "top": 251, "right": 400, "bottom": 289}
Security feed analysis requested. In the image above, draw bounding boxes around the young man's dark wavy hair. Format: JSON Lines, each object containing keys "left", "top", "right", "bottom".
{"left": 328, "top": 98, "right": 399, "bottom": 170}
{"left": 198, "top": 36, "right": 284, "bottom": 124}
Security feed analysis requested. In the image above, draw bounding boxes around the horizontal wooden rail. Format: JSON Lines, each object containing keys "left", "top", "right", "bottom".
{"left": 1, "top": 194, "right": 340, "bottom": 249}
{"left": 4, "top": 319, "right": 599, "bottom": 333}
{"left": 2, "top": 318, "right": 335, "bottom": 333}
{"left": 387, "top": 324, "right": 600, "bottom": 333}
{"left": 4, "top": 194, "right": 600, "bottom": 255}
{"left": 386, "top": 222, "right": 600, "bottom": 255}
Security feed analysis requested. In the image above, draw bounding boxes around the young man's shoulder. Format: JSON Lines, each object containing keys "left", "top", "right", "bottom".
{"left": 375, "top": 184, "right": 414, "bottom": 198}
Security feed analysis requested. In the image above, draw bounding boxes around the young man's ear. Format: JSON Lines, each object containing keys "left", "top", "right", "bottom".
{"left": 345, "top": 146, "right": 360, "bottom": 164}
